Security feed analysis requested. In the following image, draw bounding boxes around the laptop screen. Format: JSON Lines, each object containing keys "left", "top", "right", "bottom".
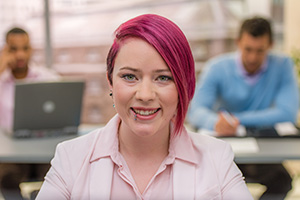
{"left": 13, "top": 80, "right": 84, "bottom": 137}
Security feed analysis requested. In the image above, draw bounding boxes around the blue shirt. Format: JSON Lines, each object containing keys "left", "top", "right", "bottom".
{"left": 187, "top": 52, "right": 299, "bottom": 130}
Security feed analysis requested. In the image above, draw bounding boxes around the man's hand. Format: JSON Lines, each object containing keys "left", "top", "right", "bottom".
{"left": 215, "top": 112, "right": 240, "bottom": 136}
{"left": 0, "top": 45, "right": 16, "bottom": 75}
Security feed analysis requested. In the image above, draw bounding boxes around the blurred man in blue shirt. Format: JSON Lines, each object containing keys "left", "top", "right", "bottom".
{"left": 188, "top": 17, "right": 298, "bottom": 200}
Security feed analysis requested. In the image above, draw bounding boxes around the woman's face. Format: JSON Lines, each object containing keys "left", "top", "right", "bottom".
{"left": 111, "top": 38, "right": 178, "bottom": 138}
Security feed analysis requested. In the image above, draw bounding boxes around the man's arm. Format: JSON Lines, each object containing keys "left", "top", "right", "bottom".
{"left": 187, "top": 61, "right": 221, "bottom": 131}
{"left": 235, "top": 57, "right": 299, "bottom": 126}
{"left": 0, "top": 45, "right": 15, "bottom": 75}
{"left": 188, "top": 57, "right": 241, "bottom": 136}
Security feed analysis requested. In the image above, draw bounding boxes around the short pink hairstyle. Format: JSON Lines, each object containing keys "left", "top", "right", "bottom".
{"left": 107, "top": 14, "right": 195, "bottom": 135}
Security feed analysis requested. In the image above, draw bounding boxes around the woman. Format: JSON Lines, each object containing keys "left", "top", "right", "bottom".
{"left": 37, "top": 14, "right": 253, "bottom": 200}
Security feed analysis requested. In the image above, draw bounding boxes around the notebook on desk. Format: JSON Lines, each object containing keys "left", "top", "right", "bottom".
{"left": 8, "top": 80, "right": 85, "bottom": 138}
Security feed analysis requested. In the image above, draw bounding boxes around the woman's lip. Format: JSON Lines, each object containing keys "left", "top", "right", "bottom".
{"left": 130, "top": 107, "right": 161, "bottom": 120}
{"left": 131, "top": 107, "right": 160, "bottom": 112}
{"left": 131, "top": 107, "right": 160, "bottom": 113}
{"left": 131, "top": 107, "right": 160, "bottom": 110}
{"left": 131, "top": 109, "right": 160, "bottom": 121}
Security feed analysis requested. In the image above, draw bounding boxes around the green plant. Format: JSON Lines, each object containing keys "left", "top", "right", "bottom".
{"left": 291, "top": 48, "right": 300, "bottom": 82}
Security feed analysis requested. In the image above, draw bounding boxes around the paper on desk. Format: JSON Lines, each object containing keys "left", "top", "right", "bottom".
{"left": 198, "top": 129, "right": 217, "bottom": 136}
{"left": 236, "top": 125, "right": 247, "bottom": 137}
{"left": 223, "top": 137, "right": 259, "bottom": 154}
{"left": 274, "top": 122, "right": 299, "bottom": 136}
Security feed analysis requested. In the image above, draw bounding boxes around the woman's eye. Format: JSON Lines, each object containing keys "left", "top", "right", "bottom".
{"left": 157, "top": 75, "right": 172, "bottom": 82}
{"left": 122, "top": 74, "right": 136, "bottom": 81}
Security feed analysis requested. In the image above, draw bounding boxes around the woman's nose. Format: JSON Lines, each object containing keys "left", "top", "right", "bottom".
{"left": 135, "top": 79, "right": 156, "bottom": 102}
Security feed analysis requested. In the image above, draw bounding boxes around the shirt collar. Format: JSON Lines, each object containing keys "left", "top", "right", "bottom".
{"left": 90, "top": 114, "right": 120, "bottom": 162}
{"left": 1, "top": 64, "right": 40, "bottom": 82}
{"left": 1, "top": 69, "right": 14, "bottom": 82}
{"left": 167, "top": 127, "right": 198, "bottom": 165}
{"left": 90, "top": 115, "right": 198, "bottom": 165}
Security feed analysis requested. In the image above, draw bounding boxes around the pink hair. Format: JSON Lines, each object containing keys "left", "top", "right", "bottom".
{"left": 107, "top": 14, "right": 195, "bottom": 135}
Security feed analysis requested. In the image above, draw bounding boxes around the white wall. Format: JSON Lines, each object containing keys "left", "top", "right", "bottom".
{"left": 284, "top": 0, "right": 300, "bottom": 55}
{"left": 245, "top": 0, "right": 271, "bottom": 18}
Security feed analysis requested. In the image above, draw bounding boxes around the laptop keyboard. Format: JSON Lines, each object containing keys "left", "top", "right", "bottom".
{"left": 14, "top": 126, "right": 78, "bottom": 138}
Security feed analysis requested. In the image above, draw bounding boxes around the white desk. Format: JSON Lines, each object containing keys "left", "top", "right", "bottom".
{"left": 222, "top": 137, "right": 300, "bottom": 164}
{"left": 0, "top": 124, "right": 101, "bottom": 163}
{"left": 1, "top": 128, "right": 300, "bottom": 164}
{"left": 0, "top": 132, "right": 76, "bottom": 163}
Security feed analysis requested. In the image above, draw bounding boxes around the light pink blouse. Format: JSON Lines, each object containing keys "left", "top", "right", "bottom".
{"left": 37, "top": 115, "right": 253, "bottom": 200}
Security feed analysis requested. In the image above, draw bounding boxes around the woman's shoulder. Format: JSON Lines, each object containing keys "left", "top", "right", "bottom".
{"left": 188, "top": 131, "right": 229, "bottom": 148}
{"left": 55, "top": 128, "right": 103, "bottom": 159}
{"left": 59, "top": 116, "right": 119, "bottom": 151}
{"left": 59, "top": 128, "right": 100, "bottom": 148}
{"left": 186, "top": 131, "right": 233, "bottom": 161}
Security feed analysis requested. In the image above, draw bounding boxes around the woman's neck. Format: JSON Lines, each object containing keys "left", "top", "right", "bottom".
{"left": 118, "top": 122, "right": 170, "bottom": 159}
{"left": 118, "top": 122, "right": 170, "bottom": 194}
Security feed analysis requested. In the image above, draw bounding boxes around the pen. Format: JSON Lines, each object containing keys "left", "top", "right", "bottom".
{"left": 221, "top": 110, "right": 235, "bottom": 126}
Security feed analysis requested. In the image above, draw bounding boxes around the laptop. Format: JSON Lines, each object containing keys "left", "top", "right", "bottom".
{"left": 245, "top": 124, "right": 300, "bottom": 138}
{"left": 10, "top": 80, "right": 85, "bottom": 138}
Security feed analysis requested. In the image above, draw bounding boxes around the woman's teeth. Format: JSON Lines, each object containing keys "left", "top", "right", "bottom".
{"left": 133, "top": 109, "right": 158, "bottom": 116}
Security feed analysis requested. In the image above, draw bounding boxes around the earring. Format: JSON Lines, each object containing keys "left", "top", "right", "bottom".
{"left": 113, "top": 104, "right": 115, "bottom": 108}
{"left": 109, "top": 91, "right": 114, "bottom": 107}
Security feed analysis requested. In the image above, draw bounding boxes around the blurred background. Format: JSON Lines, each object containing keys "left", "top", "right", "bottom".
{"left": 1, "top": 0, "right": 299, "bottom": 126}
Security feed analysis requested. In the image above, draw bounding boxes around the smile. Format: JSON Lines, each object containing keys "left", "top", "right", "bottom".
{"left": 131, "top": 108, "right": 160, "bottom": 116}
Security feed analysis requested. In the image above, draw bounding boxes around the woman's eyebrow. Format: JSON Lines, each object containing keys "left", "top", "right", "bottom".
{"left": 154, "top": 69, "right": 171, "bottom": 73}
{"left": 119, "top": 67, "right": 171, "bottom": 73}
{"left": 119, "top": 66, "right": 139, "bottom": 72}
